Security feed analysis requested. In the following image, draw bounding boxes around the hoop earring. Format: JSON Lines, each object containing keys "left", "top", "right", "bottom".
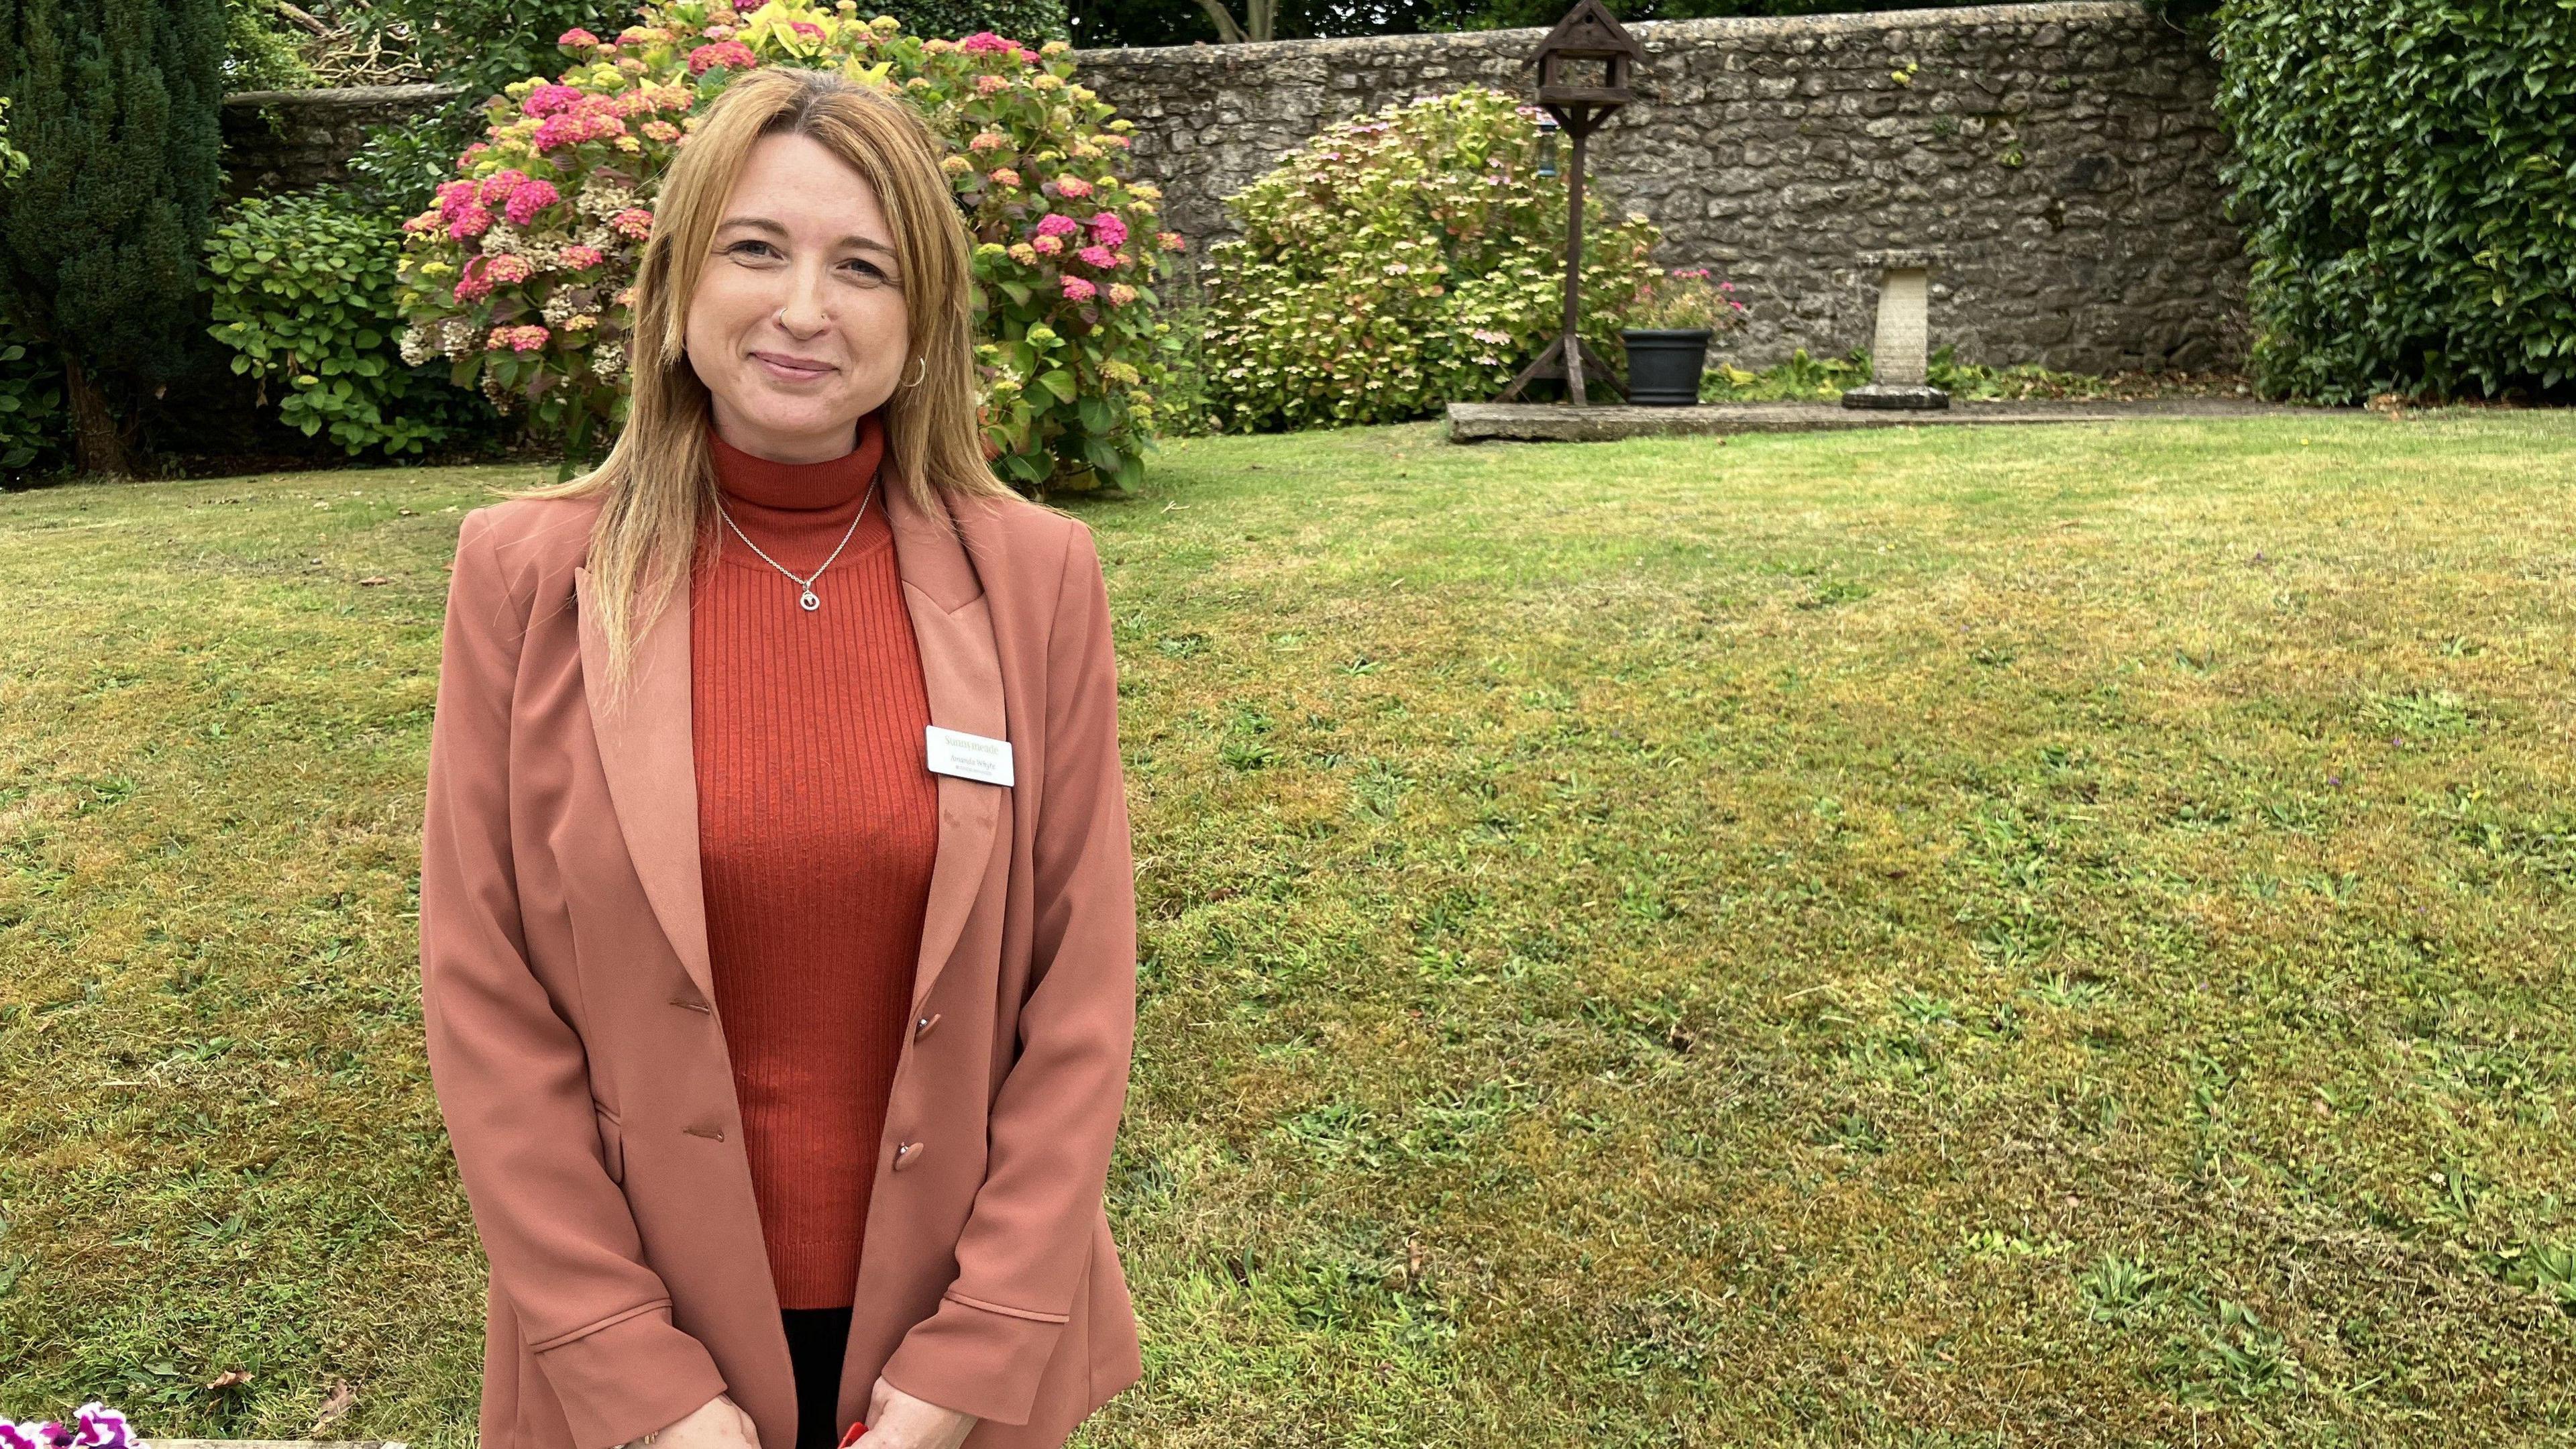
{"left": 904, "top": 355, "right": 926, "bottom": 388}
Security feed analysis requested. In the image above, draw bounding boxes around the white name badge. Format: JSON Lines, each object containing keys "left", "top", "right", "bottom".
{"left": 925, "top": 724, "right": 1015, "bottom": 786}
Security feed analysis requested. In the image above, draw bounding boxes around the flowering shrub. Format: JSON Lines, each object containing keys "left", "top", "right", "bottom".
{"left": 208, "top": 191, "right": 491, "bottom": 456}
{"left": 392, "top": 0, "right": 1177, "bottom": 489}
{"left": 1197, "top": 88, "right": 1664, "bottom": 431}
{"left": 1629, "top": 266, "right": 1749, "bottom": 335}
{"left": 3, "top": 1400, "right": 135, "bottom": 1449}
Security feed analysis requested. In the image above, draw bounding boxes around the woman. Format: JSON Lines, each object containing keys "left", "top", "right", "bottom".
{"left": 417, "top": 66, "right": 1142, "bottom": 1449}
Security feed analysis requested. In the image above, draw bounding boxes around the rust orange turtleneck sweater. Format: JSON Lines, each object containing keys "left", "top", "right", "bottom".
{"left": 692, "top": 409, "right": 939, "bottom": 1310}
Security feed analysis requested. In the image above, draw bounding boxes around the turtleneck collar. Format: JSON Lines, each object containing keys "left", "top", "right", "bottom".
{"left": 708, "top": 410, "right": 887, "bottom": 511}
{"left": 704, "top": 411, "right": 891, "bottom": 575}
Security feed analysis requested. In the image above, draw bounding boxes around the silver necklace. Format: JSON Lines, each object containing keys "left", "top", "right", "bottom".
{"left": 712, "top": 479, "right": 877, "bottom": 612}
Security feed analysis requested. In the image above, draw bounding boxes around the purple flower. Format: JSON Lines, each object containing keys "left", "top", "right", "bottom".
{"left": 70, "top": 1404, "right": 134, "bottom": 1449}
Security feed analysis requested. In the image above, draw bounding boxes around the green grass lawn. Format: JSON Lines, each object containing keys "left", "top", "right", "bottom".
{"left": 5, "top": 411, "right": 2575, "bottom": 1447}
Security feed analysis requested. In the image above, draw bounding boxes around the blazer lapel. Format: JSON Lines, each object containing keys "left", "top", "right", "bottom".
{"left": 576, "top": 560, "right": 717, "bottom": 1007}
{"left": 885, "top": 478, "right": 1008, "bottom": 1022}
{"left": 574, "top": 476, "right": 1008, "bottom": 1022}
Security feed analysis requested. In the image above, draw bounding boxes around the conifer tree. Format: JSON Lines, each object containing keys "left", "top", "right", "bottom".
{"left": 0, "top": 0, "right": 225, "bottom": 478}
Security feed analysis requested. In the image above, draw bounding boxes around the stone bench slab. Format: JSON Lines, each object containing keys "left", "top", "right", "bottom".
{"left": 1444, "top": 398, "right": 2307, "bottom": 443}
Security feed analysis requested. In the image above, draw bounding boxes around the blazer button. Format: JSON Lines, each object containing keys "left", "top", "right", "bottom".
{"left": 914, "top": 1012, "right": 941, "bottom": 1040}
{"left": 892, "top": 1140, "right": 923, "bottom": 1171}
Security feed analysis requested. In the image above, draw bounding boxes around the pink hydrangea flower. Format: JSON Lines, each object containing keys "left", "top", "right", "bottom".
{"left": 1053, "top": 176, "right": 1093, "bottom": 199}
{"left": 1031, "top": 234, "right": 1064, "bottom": 255}
{"left": 476, "top": 168, "right": 530, "bottom": 206}
{"left": 688, "top": 40, "right": 757, "bottom": 74}
{"left": 1106, "top": 283, "right": 1136, "bottom": 306}
{"left": 611, "top": 207, "right": 655, "bottom": 239}
{"left": 486, "top": 323, "right": 551, "bottom": 352}
{"left": 959, "top": 30, "right": 1020, "bottom": 52}
{"left": 1086, "top": 212, "right": 1128, "bottom": 248}
{"left": 533, "top": 99, "right": 629, "bottom": 153}
{"left": 1158, "top": 230, "right": 1187, "bottom": 252}
{"left": 987, "top": 167, "right": 1021, "bottom": 188}
{"left": 1077, "top": 244, "right": 1116, "bottom": 270}
{"left": 788, "top": 19, "right": 824, "bottom": 39}
{"left": 523, "top": 83, "right": 584, "bottom": 116}
{"left": 1060, "top": 276, "right": 1097, "bottom": 301}
{"left": 447, "top": 206, "right": 493, "bottom": 239}
{"left": 503, "top": 178, "right": 560, "bottom": 225}
{"left": 456, "top": 142, "right": 489, "bottom": 170}
{"left": 559, "top": 28, "right": 601, "bottom": 48}
{"left": 969, "top": 131, "right": 1008, "bottom": 152}
{"left": 1034, "top": 213, "right": 1081, "bottom": 237}
{"left": 453, "top": 256, "right": 494, "bottom": 301}
{"left": 485, "top": 254, "right": 535, "bottom": 285}
{"left": 559, "top": 244, "right": 606, "bottom": 270}
{"left": 643, "top": 119, "right": 682, "bottom": 142}
{"left": 975, "top": 73, "right": 1008, "bottom": 97}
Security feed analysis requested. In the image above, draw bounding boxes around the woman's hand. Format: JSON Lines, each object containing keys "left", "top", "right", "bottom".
{"left": 626, "top": 1392, "right": 759, "bottom": 1449}
{"left": 859, "top": 1375, "right": 977, "bottom": 1449}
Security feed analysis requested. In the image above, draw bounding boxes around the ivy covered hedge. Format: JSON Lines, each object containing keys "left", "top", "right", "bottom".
{"left": 2212, "top": 0, "right": 2576, "bottom": 402}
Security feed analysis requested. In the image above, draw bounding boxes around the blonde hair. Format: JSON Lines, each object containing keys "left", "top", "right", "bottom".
{"left": 506, "top": 65, "right": 1014, "bottom": 704}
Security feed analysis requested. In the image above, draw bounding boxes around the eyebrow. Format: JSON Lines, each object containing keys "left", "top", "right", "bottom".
{"left": 715, "top": 215, "right": 898, "bottom": 258}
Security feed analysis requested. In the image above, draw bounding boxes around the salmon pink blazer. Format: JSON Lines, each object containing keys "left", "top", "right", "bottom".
{"left": 417, "top": 474, "right": 1143, "bottom": 1449}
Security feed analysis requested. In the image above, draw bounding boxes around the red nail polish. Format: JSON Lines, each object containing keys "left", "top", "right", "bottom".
{"left": 836, "top": 1420, "right": 868, "bottom": 1448}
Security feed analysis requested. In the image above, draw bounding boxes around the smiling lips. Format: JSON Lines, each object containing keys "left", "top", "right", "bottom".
{"left": 752, "top": 350, "right": 836, "bottom": 382}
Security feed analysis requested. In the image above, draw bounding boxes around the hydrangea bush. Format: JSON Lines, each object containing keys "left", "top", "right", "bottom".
{"left": 392, "top": 0, "right": 1181, "bottom": 488}
{"left": 1197, "top": 88, "right": 1665, "bottom": 431}
{"left": 208, "top": 191, "right": 492, "bottom": 456}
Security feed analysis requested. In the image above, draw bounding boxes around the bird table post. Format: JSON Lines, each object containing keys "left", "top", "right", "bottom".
{"left": 1497, "top": 0, "right": 1646, "bottom": 407}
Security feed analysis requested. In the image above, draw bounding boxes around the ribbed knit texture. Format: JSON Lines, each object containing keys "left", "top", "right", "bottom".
{"left": 692, "top": 409, "right": 938, "bottom": 1310}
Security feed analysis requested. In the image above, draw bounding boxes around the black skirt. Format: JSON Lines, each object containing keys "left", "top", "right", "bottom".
{"left": 780, "top": 1305, "right": 857, "bottom": 1449}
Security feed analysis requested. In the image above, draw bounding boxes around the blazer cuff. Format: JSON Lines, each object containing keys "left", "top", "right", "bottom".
{"left": 875, "top": 1291, "right": 1068, "bottom": 1428}
{"left": 531, "top": 1300, "right": 731, "bottom": 1449}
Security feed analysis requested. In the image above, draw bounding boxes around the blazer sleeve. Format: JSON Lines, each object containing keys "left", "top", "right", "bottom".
{"left": 877, "top": 518, "right": 1140, "bottom": 1427}
{"left": 419, "top": 508, "right": 731, "bottom": 1449}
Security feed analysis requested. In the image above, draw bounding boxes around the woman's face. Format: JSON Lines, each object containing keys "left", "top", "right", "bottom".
{"left": 684, "top": 130, "right": 910, "bottom": 464}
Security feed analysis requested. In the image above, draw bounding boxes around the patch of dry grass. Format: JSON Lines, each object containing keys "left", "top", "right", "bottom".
{"left": 5, "top": 410, "right": 2575, "bottom": 1446}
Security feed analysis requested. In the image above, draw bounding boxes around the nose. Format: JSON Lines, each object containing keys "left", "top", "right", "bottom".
{"left": 774, "top": 256, "right": 832, "bottom": 337}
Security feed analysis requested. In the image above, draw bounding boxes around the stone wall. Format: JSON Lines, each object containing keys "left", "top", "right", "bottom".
{"left": 1081, "top": 1, "right": 2246, "bottom": 372}
{"left": 219, "top": 83, "right": 464, "bottom": 203}
{"left": 213, "top": 1, "right": 2247, "bottom": 372}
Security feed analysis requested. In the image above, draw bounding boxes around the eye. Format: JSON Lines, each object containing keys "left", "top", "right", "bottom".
{"left": 842, "top": 256, "right": 895, "bottom": 284}
{"left": 721, "top": 239, "right": 779, "bottom": 261}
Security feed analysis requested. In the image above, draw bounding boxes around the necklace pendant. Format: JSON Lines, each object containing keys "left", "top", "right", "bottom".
{"left": 799, "top": 588, "right": 820, "bottom": 612}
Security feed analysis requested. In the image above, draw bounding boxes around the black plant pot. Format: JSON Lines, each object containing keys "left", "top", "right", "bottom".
{"left": 1621, "top": 329, "right": 1712, "bottom": 406}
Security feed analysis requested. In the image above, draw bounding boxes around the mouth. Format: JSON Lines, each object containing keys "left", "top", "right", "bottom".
{"left": 751, "top": 350, "right": 837, "bottom": 382}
